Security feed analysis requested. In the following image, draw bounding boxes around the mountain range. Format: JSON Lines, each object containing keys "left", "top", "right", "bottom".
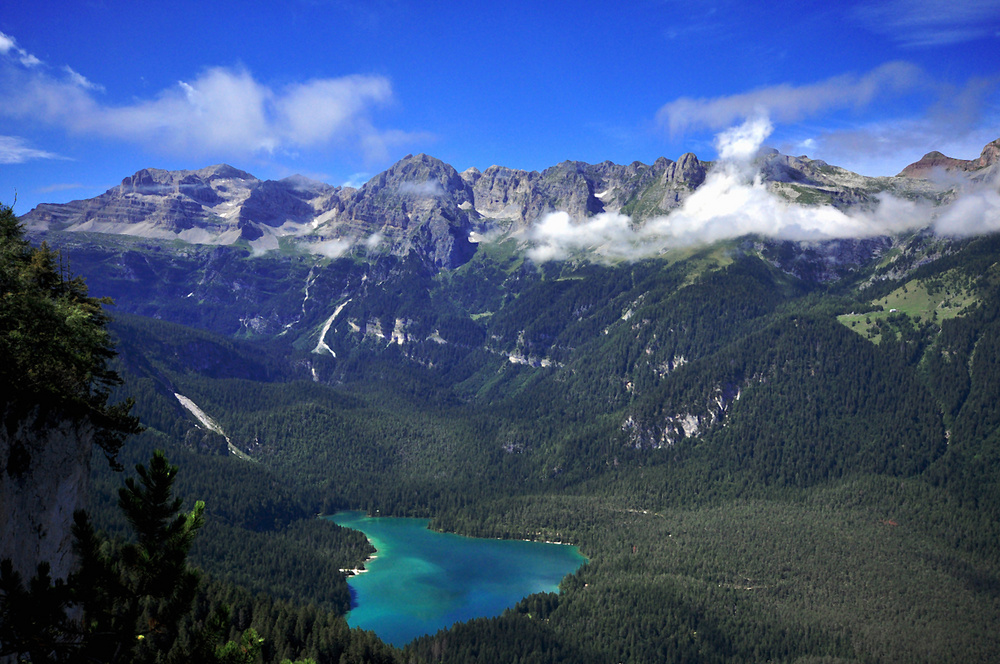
{"left": 10, "top": 136, "right": 1000, "bottom": 663}
{"left": 24, "top": 138, "right": 999, "bottom": 269}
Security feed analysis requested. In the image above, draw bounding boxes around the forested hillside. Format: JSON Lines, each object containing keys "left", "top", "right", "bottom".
{"left": 0, "top": 207, "right": 408, "bottom": 663}
{"left": 7, "top": 120, "right": 1000, "bottom": 663}
{"left": 46, "top": 219, "right": 999, "bottom": 663}
{"left": 6, "top": 0, "right": 999, "bottom": 656}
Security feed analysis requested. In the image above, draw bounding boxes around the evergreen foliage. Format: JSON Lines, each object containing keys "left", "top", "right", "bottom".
{"left": 0, "top": 561, "right": 75, "bottom": 663}
{"left": 19, "top": 219, "right": 1000, "bottom": 661}
{"left": 72, "top": 451, "right": 204, "bottom": 662}
{"left": 2, "top": 451, "right": 257, "bottom": 663}
{"left": 0, "top": 203, "right": 140, "bottom": 467}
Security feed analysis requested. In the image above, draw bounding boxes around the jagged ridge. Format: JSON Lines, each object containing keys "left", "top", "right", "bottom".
{"left": 23, "top": 138, "right": 999, "bottom": 269}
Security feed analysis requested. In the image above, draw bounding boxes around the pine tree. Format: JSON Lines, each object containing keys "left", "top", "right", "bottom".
{"left": 0, "top": 561, "right": 75, "bottom": 663}
{"left": 73, "top": 451, "right": 205, "bottom": 663}
{"left": 0, "top": 202, "right": 140, "bottom": 469}
{"left": 0, "top": 451, "right": 276, "bottom": 663}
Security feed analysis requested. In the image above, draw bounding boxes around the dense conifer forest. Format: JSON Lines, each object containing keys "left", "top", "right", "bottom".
{"left": 5, "top": 201, "right": 1000, "bottom": 661}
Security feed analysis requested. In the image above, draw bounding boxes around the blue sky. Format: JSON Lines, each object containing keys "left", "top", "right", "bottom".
{"left": 2, "top": 0, "right": 999, "bottom": 214}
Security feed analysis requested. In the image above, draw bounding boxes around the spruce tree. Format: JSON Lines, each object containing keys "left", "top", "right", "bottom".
{"left": 73, "top": 451, "right": 205, "bottom": 663}
{"left": 0, "top": 202, "right": 140, "bottom": 468}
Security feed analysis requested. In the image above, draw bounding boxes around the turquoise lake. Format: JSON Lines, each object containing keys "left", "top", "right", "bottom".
{"left": 327, "top": 511, "right": 587, "bottom": 646}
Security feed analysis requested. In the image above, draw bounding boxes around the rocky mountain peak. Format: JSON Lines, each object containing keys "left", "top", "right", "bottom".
{"left": 355, "top": 154, "right": 472, "bottom": 209}
{"left": 278, "top": 174, "right": 336, "bottom": 195}
{"left": 899, "top": 151, "right": 966, "bottom": 178}
{"left": 376, "top": 153, "right": 463, "bottom": 186}
{"left": 23, "top": 136, "right": 1000, "bottom": 271}
{"left": 324, "top": 153, "right": 478, "bottom": 268}
{"left": 460, "top": 167, "right": 482, "bottom": 185}
{"left": 199, "top": 163, "right": 256, "bottom": 181}
{"left": 898, "top": 139, "right": 1000, "bottom": 179}
{"left": 662, "top": 153, "right": 706, "bottom": 187}
{"left": 117, "top": 164, "right": 256, "bottom": 193}
{"left": 975, "top": 138, "right": 1000, "bottom": 168}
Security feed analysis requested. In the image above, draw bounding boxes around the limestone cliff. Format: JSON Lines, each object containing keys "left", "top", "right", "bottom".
{"left": 0, "top": 203, "right": 137, "bottom": 584}
{"left": 0, "top": 409, "right": 94, "bottom": 581}
{"left": 20, "top": 137, "right": 999, "bottom": 271}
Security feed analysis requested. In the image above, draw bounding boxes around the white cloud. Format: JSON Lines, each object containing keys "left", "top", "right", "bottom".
{"left": 97, "top": 67, "right": 278, "bottom": 154}
{"left": 527, "top": 116, "right": 936, "bottom": 262}
{"left": 527, "top": 210, "right": 635, "bottom": 262}
{"left": 275, "top": 75, "right": 392, "bottom": 145}
{"left": 657, "top": 62, "right": 924, "bottom": 136}
{"left": 662, "top": 63, "right": 999, "bottom": 177}
{"left": 715, "top": 115, "right": 773, "bottom": 162}
{"left": 397, "top": 180, "right": 445, "bottom": 197}
{"left": 0, "top": 31, "right": 42, "bottom": 68}
{"left": 0, "top": 135, "right": 63, "bottom": 164}
{"left": 62, "top": 66, "right": 104, "bottom": 92}
{"left": 800, "top": 124, "right": 999, "bottom": 178}
{"left": 853, "top": 0, "right": 1000, "bottom": 46}
{"left": 789, "top": 75, "right": 1000, "bottom": 176}
{"left": 0, "top": 56, "right": 420, "bottom": 161}
{"left": 307, "top": 238, "right": 354, "bottom": 258}
{"left": 934, "top": 179, "right": 1000, "bottom": 236}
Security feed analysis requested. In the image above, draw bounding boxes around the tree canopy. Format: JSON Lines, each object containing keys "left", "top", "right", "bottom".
{"left": 0, "top": 203, "right": 140, "bottom": 467}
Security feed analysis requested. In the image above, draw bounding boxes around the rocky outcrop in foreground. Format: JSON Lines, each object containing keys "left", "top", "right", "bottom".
{"left": 0, "top": 410, "right": 93, "bottom": 581}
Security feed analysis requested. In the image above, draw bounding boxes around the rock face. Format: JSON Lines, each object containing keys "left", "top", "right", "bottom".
{"left": 22, "top": 137, "right": 999, "bottom": 270}
{"left": 898, "top": 139, "right": 1000, "bottom": 181}
{"left": 18, "top": 153, "right": 715, "bottom": 269}
{"left": 333, "top": 153, "right": 478, "bottom": 268}
{"left": 26, "top": 164, "right": 264, "bottom": 245}
{"left": 465, "top": 155, "right": 707, "bottom": 227}
{"left": 0, "top": 410, "right": 94, "bottom": 581}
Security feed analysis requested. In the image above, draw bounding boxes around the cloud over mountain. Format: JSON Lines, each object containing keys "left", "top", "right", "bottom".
{"left": 656, "top": 62, "right": 924, "bottom": 136}
{"left": 527, "top": 117, "right": 999, "bottom": 262}
{"left": 656, "top": 60, "right": 1000, "bottom": 179}
{"left": 0, "top": 39, "right": 420, "bottom": 162}
{"left": 934, "top": 182, "right": 1000, "bottom": 236}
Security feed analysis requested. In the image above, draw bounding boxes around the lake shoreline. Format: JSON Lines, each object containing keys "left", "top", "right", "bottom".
{"left": 340, "top": 553, "right": 377, "bottom": 576}
{"left": 324, "top": 510, "right": 587, "bottom": 646}
{"left": 326, "top": 511, "right": 587, "bottom": 576}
